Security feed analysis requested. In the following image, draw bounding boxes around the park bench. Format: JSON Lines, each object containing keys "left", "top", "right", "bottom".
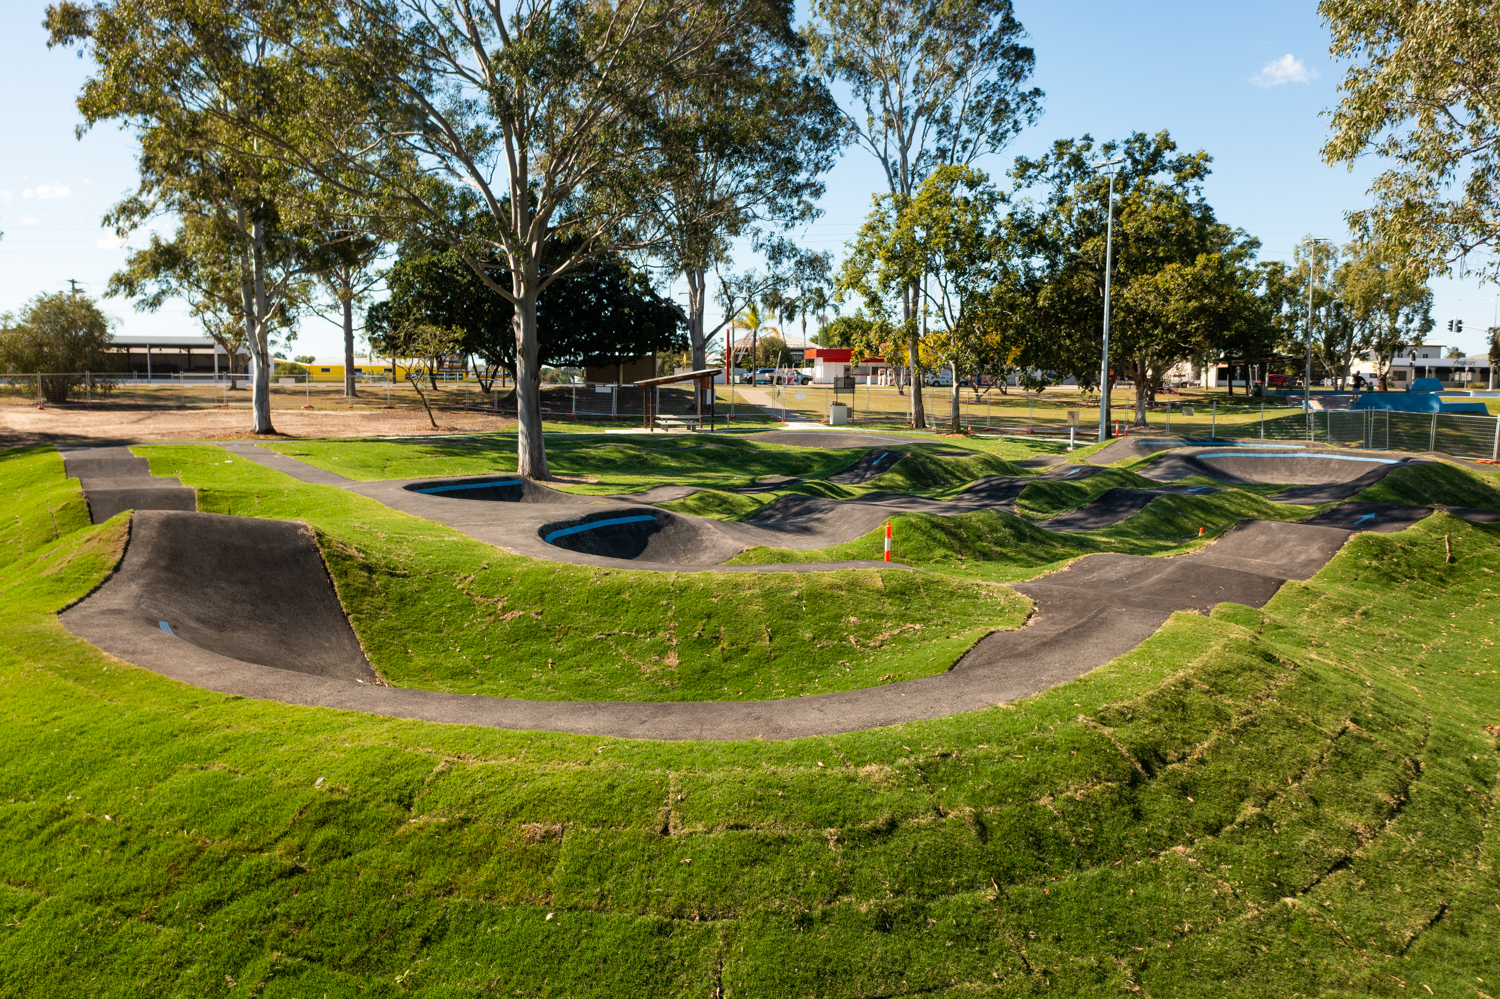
{"left": 654, "top": 414, "right": 704, "bottom": 432}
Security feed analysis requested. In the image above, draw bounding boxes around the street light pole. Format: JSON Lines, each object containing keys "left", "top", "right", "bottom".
{"left": 1304, "top": 238, "right": 1328, "bottom": 430}
{"left": 1095, "top": 156, "right": 1125, "bottom": 442}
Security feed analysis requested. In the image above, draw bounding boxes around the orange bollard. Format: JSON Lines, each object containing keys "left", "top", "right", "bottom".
{"left": 884, "top": 522, "right": 892, "bottom": 562}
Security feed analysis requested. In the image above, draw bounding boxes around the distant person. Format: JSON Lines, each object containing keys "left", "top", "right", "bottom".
{"left": 1352, "top": 372, "right": 1366, "bottom": 393}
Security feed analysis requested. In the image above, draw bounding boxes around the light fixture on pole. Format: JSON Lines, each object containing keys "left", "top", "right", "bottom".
{"left": 1094, "top": 156, "right": 1126, "bottom": 442}
{"left": 1303, "top": 237, "right": 1328, "bottom": 431}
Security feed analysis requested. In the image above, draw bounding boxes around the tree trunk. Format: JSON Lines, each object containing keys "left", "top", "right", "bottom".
{"left": 342, "top": 287, "right": 357, "bottom": 398}
{"left": 907, "top": 331, "right": 925, "bottom": 428}
{"left": 513, "top": 288, "right": 550, "bottom": 479}
{"left": 246, "top": 216, "right": 274, "bottom": 435}
{"left": 950, "top": 360, "right": 960, "bottom": 431}
{"left": 686, "top": 266, "right": 707, "bottom": 370}
{"left": 1133, "top": 356, "right": 1149, "bottom": 426}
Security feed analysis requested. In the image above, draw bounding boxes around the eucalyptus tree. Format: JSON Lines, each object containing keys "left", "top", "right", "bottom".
{"left": 840, "top": 166, "right": 1001, "bottom": 429}
{"left": 106, "top": 220, "right": 311, "bottom": 392}
{"left": 207, "top": 0, "right": 804, "bottom": 478}
{"left": 47, "top": 0, "right": 323, "bottom": 434}
{"left": 648, "top": 40, "right": 841, "bottom": 370}
{"left": 806, "top": 0, "right": 1042, "bottom": 426}
{"left": 1323, "top": 0, "right": 1500, "bottom": 282}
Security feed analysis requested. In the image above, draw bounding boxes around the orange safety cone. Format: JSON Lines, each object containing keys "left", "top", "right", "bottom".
{"left": 884, "top": 522, "right": 892, "bottom": 562}
{"left": 1198, "top": 527, "right": 1204, "bottom": 536}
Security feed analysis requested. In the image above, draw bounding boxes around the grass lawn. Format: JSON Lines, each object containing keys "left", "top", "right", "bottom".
{"left": 1356, "top": 459, "right": 1500, "bottom": 509}
{"left": 133, "top": 444, "right": 1029, "bottom": 702}
{"left": 2, "top": 441, "right": 1499, "bottom": 994}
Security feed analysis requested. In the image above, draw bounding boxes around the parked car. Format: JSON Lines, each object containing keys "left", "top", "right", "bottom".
{"left": 1265, "top": 373, "right": 1293, "bottom": 389}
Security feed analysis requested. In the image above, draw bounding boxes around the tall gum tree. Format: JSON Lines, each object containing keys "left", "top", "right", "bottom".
{"left": 47, "top": 0, "right": 320, "bottom": 434}
{"left": 649, "top": 38, "right": 841, "bottom": 370}
{"left": 236, "top": 0, "right": 804, "bottom": 478}
{"left": 806, "top": 0, "right": 1041, "bottom": 427}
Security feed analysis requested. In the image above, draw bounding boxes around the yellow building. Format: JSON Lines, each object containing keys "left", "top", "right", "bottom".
{"left": 304, "top": 357, "right": 422, "bottom": 383}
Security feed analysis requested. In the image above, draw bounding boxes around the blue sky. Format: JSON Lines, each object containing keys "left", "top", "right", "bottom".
{"left": 2, "top": 0, "right": 1495, "bottom": 357}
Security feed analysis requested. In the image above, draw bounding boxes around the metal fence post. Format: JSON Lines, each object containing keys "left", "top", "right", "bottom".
{"left": 1260, "top": 400, "right": 1264, "bottom": 439}
{"left": 1492, "top": 413, "right": 1499, "bottom": 461}
{"left": 1430, "top": 412, "right": 1438, "bottom": 452}
{"left": 1211, "top": 400, "right": 1216, "bottom": 439}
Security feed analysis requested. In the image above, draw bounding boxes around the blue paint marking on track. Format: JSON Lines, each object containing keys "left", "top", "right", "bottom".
{"left": 871, "top": 452, "right": 888, "bottom": 466}
{"left": 1186, "top": 486, "right": 1212, "bottom": 493}
{"left": 416, "top": 479, "right": 524, "bottom": 495}
{"left": 1353, "top": 513, "right": 1376, "bottom": 525}
{"left": 1197, "top": 452, "right": 1401, "bottom": 464}
{"left": 1137, "top": 440, "right": 1305, "bottom": 448}
{"left": 159, "top": 621, "right": 176, "bottom": 637}
{"left": 1060, "top": 468, "right": 1079, "bottom": 477}
{"left": 544, "top": 515, "right": 659, "bottom": 544}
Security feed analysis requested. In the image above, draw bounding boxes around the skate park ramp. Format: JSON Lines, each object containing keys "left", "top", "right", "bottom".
{"left": 60, "top": 445, "right": 197, "bottom": 524}
{"left": 1139, "top": 447, "right": 1412, "bottom": 502}
{"left": 403, "top": 476, "right": 527, "bottom": 502}
{"left": 62, "top": 510, "right": 376, "bottom": 683}
{"left": 827, "top": 449, "right": 906, "bottom": 484}
{"left": 539, "top": 508, "right": 750, "bottom": 564}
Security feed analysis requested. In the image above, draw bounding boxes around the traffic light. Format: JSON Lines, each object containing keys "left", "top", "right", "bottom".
{"left": 1447, "top": 319, "right": 1455, "bottom": 333}
{"left": 1457, "top": 320, "right": 1465, "bottom": 334}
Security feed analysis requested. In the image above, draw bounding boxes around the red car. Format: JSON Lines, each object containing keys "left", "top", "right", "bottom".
{"left": 1265, "top": 373, "right": 1292, "bottom": 389}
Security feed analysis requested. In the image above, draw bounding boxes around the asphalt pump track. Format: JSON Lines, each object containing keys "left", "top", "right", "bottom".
{"left": 53, "top": 439, "right": 1498, "bottom": 739}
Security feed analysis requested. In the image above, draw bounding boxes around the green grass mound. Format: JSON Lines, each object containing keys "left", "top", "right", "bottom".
{"left": 1356, "top": 459, "right": 1500, "bottom": 510}
{"left": 0, "top": 446, "right": 91, "bottom": 567}
{"left": 136, "top": 445, "right": 1027, "bottom": 701}
{"left": 1014, "top": 466, "right": 1161, "bottom": 518}
{"left": 3, "top": 468, "right": 1498, "bottom": 995}
{"left": 729, "top": 489, "right": 1312, "bottom": 584}
{"left": 866, "top": 449, "right": 1029, "bottom": 493}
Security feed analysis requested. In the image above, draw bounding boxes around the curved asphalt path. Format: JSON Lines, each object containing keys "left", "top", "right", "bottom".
{"left": 53, "top": 436, "right": 1499, "bottom": 740}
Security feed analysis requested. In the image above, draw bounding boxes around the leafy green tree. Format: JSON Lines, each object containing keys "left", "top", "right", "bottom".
{"left": 648, "top": 39, "right": 841, "bottom": 369}
{"left": 1322, "top": 0, "right": 1500, "bottom": 281}
{"left": 807, "top": 0, "right": 1042, "bottom": 427}
{"left": 48, "top": 0, "right": 327, "bottom": 434}
{"left": 213, "top": 0, "right": 797, "bottom": 478}
{"left": 1002, "top": 131, "right": 1259, "bottom": 424}
{"left": 106, "top": 221, "right": 308, "bottom": 393}
{"left": 0, "top": 292, "right": 115, "bottom": 402}
{"left": 371, "top": 238, "right": 685, "bottom": 392}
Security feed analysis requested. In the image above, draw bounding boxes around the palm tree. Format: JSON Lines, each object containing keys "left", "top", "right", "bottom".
{"left": 730, "top": 303, "right": 779, "bottom": 381}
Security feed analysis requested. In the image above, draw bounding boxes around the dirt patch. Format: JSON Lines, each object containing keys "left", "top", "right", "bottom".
{"left": 0, "top": 405, "right": 517, "bottom": 447}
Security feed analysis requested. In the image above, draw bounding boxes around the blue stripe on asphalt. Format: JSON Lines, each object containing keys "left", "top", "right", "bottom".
{"left": 1060, "top": 468, "right": 1079, "bottom": 477}
{"left": 1186, "top": 486, "right": 1212, "bottom": 492}
{"left": 159, "top": 621, "right": 176, "bottom": 637}
{"left": 416, "top": 479, "right": 524, "bottom": 494}
{"left": 871, "top": 452, "right": 888, "bottom": 466}
{"left": 1138, "top": 440, "right": 1305, "bottom": 448}
{"left": 544, "top": 515, "right": 658, "bottom": 544}
{"left": 1197, "top": 452, "right": 1401, "bottom": 464}
{"left": 1354, "top": 513, "right": 1376, "bottom": 525}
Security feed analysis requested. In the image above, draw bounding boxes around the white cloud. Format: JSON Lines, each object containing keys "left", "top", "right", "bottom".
{"left": 23, "top": 184, "right": 72, "bottom": 200}
{"left": 1252, "top": 54, "right": 1317, "bottom": 87}
{"left": 96, "top": 233, "right": 125, "bottom": 249}
{"left": 22, "top": 218, "right": 40, "bottom": 226}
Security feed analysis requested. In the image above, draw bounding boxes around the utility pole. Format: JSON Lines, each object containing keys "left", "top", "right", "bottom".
{"left": 67, "top": 279, "right": 82, "bottom": 295}
{"left": 1304, "top": 237, "right": 1328, "bottom": 417}
{"left": 1095, "top": 157, "right": 1126, "bottom": 442}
